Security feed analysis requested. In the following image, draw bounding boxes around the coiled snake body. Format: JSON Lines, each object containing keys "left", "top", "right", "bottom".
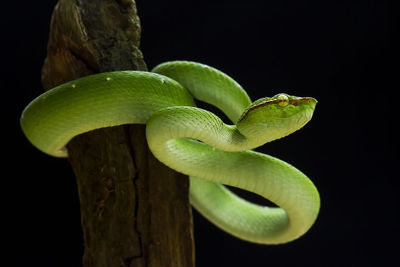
{"left": 21, "top": 61, "right": 319, "bottom": 244}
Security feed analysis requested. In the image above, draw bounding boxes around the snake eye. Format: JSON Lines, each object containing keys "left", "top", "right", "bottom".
{"left": 277, "top": 94, "right": 289, "bottom": 107}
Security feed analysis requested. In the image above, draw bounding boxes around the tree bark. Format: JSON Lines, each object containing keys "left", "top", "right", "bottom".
{"left": 41, "top": 1, "right": 195, "bottom": 266}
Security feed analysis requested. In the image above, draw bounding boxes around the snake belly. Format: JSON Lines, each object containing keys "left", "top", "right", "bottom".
{"left": 20, "top": 61, "right": 320, "bottom": 244}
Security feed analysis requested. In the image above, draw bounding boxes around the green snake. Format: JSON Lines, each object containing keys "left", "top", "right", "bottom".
{"left": 21, "top": 61, "right": 319, "bottom": 244}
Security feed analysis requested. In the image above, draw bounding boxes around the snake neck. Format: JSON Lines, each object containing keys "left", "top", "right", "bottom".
{"left": 225, "top": 124, "right": 277, "bottom": 151}
{"left": 146, "top": 106, "right": 278, "bottom": 153}
{"left": 235, "top": 122, "right": 295, "bottom": 149}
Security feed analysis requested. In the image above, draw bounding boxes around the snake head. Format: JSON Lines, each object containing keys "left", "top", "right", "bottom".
{"left": 236, "top": 93, "right": 317, "bottom": 144}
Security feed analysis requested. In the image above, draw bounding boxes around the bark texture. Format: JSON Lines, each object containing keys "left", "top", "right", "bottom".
{"left": 41, "top": 1, "right": 195, "bottom": 266}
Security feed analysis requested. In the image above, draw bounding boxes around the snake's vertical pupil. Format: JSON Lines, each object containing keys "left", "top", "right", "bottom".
{"left": 277, "top": 94, "right": 289, "bottom": 107}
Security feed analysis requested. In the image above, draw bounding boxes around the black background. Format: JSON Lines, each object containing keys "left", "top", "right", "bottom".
{"left": 4, "top": 0, "right": 396, "bottom": 266}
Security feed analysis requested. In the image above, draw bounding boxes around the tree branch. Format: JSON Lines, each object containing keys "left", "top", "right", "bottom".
{"left": 41, "top": 1, "right": 195, "bottom": 266}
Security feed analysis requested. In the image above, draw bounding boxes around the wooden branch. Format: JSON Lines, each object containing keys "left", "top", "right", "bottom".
{"left": 41, "top": 0, "right": 195, "bottom": 266}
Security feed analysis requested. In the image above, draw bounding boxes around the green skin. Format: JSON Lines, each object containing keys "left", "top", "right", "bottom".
{"left": 21, "top": 61, "right": 319, "bottom": 244}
